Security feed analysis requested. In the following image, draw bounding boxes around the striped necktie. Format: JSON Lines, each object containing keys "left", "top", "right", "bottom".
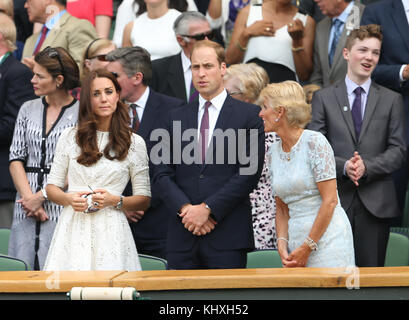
{"left": 130, "top": 104, "right": 140, "bottom": 133}
{"left": 328, "top": 19, "right": 343, "bottom": 67}
{"left": 189, "top": 80, "right": 199, "bottom": 103}
{"left": 199, "top": 101, "right": 211, "bottom": 163}
{"left": 33, "top": 25, "right": 48, "bottom": 55}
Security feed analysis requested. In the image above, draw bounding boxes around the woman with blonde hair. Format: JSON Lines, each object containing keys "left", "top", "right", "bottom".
{"left": 258, "top": 80, "right": 354, "bottom": 267}
{"left": 224, "top": 63, "right": 278, "bottom": 250}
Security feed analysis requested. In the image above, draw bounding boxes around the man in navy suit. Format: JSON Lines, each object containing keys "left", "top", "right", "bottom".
{"left": 153, "top": 40, "right": 265, "bottom": 269}
{"left": 106, "top": 47, "right": 184, "bottom": 259}
{"left": 0, "top": 13, "right": 35, "bottom": 228}
{"left": 361, "top": 0, "right": 409, "bottom": 217}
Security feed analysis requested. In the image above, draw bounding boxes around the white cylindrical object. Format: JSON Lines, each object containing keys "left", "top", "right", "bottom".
{"left": 68, "top": 287, "right": 138, "bottom": 300}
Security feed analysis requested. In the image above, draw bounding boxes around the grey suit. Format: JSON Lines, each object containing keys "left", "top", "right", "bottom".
{"left": 308, "top": 79, "right": 407, "bottom": 266}
{"left": 308, "top": 2, "right": 365, "bottom": 87}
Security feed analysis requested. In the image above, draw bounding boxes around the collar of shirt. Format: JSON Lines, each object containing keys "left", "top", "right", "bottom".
{"left": 197, "top": 89, "right": 227, "bottom": 141}
{"left": 345, "top": 75, "right": 371, "bottom": 118}
{"left": 198, "top": 89, "right": 227, "bottom": 114}
{"left": 128, "top": 86, "right": 149, "bottom": 121}
{"left": 45, "top": 9, "right": 67, "bottom": 30}
{"left": 403, "top": 0, "right": 409, "bottom": 11}
{"left": 345, "top": 75, "right": 371, "bottom": 97}
{"left": 181, "top": 50, "right": 192, "bottom": 99}
{"left": 333, "top": 1, "right": 355, "bottom": 25}
{"left": 181, "top": 50, "right": 191, "bottom": 73}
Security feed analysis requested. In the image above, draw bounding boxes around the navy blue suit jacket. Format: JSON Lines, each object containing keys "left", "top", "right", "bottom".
{"left": 130, "top": 89, "right": 184, "bottom": 251}
{"left": 0, "top": 54, "right": 35, "bottom": 201}
{"left": 361, "top": 0, "right": 409, "bottom": 142}
{"left": 153, "top": 95, "right": 265, "bottom": 253}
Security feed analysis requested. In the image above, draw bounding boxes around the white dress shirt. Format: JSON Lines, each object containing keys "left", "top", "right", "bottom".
{"left": 197, "top": 89, "right": 228, "bottom": 147}
{"left": 181, "top": 50, "right": 192, "bottom": 101}
{"left": 128, "top": 86, "right": 149, "bottom": 124}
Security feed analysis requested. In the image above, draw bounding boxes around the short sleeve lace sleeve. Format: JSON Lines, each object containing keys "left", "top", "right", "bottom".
{"left": 47, "top": 127, "right": 76, "bottom": 188}
{"left": 129, "top": 134, "right": 151, "bottom": 197}
{"left": 307, "top": 132, "right": 336, "bottom": 183}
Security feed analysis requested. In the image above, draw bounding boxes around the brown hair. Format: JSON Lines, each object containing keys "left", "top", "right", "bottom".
{"left": 35, "top": 46, "right": 80, "bottom": 90}
{"left": 344, "top": 24, "right": 383, "bottom": 50}
{"left": 76, "top": 69, "right": 131, "bottom": 166}
{"left": 192, "top": 40, "right": 226, "bottom": 65}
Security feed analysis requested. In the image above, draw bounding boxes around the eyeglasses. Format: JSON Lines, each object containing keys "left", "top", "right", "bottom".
{"left": 110, "top": 71, "right": 119, "bottom": 78}
{"left": 88, "top": 54, "right": 107, "bottom": 61}
{"left": 180, "top": 30, "right": 215, "bottom": 41}
{"left": 43, "top": 46, "right": 65, "bottom": 77}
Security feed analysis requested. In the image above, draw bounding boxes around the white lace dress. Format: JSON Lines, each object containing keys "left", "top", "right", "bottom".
{"left": 268, "top": 130, "right": 355, "bottom": 268}
{"left": 43, "top": 128, "right": 151, "bottom": 271}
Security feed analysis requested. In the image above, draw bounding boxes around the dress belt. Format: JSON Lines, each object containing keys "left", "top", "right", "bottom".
{"left": 26, "top": 166, "right": 50, "bottom": 174}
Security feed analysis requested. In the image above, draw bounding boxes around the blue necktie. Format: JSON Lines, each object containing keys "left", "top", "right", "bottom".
{"left": 351, "top": 87, "right": 363, "bottom": 138}
{"left": 329, "top": 19, "right": 343, "bottom": 67}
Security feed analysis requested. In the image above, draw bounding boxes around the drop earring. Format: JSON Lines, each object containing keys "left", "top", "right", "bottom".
{"left": 274, "top": 118, "right": 279, "bottom": 122}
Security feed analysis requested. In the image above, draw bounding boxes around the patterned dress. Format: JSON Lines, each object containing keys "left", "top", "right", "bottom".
{"left": 8, "top": 97, "right": 79, "bottom": 270}
{"left": 250, "top": 132, "right": 279, "bottom": 249}
{"left": 268, "top": 130, "right": 355, "bottom": 267}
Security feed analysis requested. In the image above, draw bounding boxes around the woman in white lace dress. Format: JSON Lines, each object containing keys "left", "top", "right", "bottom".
{"left": 258, "top": 81, "right": 354, "bottom": 268}
{"left": 43, "top": 69, "right": 151, "bottom": 271}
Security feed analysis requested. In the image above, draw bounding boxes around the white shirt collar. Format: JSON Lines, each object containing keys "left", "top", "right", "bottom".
{"left": 198, "top": 89, "right": 227, "bottom": 112}
{"left": 181, "top": 50, "right": 191, "bottom": 74}
{"left": 333, "top": 1, "right": 355, "bottom": 24}
{"left": 129, "top": 86, "right": 149, "bottom": 110}
{"left": 403, "top": 0, "right": 409, "bottom": 11}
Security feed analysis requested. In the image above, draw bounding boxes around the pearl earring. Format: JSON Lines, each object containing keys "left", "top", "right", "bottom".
{"left": 274, "top": 118, "right": 279, "bottom": 122}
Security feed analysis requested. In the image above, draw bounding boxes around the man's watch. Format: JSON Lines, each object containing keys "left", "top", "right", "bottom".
{"left": 115, "top": 195, "right": 124, "bottom": 210}
{"left": 41, "top": 188, "right": 48, "bottom": 200}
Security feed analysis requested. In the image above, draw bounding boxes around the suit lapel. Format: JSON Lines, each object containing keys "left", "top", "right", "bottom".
{"left": 137, "top": 91, "right": 159, "bottom": 141}
{"left": 168, "top": 54, "right": 187, "bottom": 102}
{"left": 359, "top": 83, "right": 379, "bottom": 141}
{"left": 334, "top": 81, "right": 357, "bottom": 143}
{"left": 391, "top": 0, "right": 409, "bottom": 53}
{"left": 320, "top": 18, "right": 332, "bottom": 72}
{"left": 201, "top": 96, "right": 234, "bottom": 172}
{"left": 41, "top": 12, "right": 70, "bottom": 50}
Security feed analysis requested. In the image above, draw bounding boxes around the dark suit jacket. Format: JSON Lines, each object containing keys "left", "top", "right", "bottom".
{"left": 153, "top": 95, "right": 265, "bottom": 252}
{"left": 308, "top": 80, "right": 406, "bottom": 219}
{"left": 0, "top": 54, "right": 35, "bottom": 201}
{"left": 150, "top": 53, "right": 188, "bottom": 103}
{"left": 130, "top": 89, "right": 184, "bottom": 248}
{"left": 361, "top": 0, "right": 409, "bottom": 143}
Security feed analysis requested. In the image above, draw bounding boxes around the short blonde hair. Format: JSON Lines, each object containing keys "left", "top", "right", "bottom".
{"left": 224, "top": 63, "right": 269, "bottom": 103}
{"left": 259, "top": 81, "right": 311, "bottom": 128}
{"left": 0, "top": 0, "right": 13, "bottom": 18}
{"left": 0, "top": 12, "right": 16, "bottom": 52}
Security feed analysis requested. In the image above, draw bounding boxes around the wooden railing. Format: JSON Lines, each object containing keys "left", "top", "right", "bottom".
{"left": 1, "top": 267, "right": 409, "bottom": 293}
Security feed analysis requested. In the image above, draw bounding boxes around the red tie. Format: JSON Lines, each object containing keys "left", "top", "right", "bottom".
{"left": 33, "top": 26, "right": 48, "bottom": 55}
{"left": 199, "top": 101, "right": 211, "bottom": 163}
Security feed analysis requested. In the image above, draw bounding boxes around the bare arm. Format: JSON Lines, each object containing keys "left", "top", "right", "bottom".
{"left": 225, "top": 5, "right": 274, "bottom": 65}
{"left": 289, "top": 16, "right": 315, "bottom": 82}
{"left": 122, "top": 22, "right": 134, "bottom": 47}
{"left": 9, "top": 161, "right": 44, "bottom": 212}
{"left": 287, "top": 179, "right": 338, "bottom": 267}
{"left": 95, "top": 15, "right": 112, "bottom": 39}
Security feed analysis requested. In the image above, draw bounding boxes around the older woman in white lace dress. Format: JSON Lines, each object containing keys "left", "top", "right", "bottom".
{"left": 258, "top": 81, "right": 355, "bottom": 268}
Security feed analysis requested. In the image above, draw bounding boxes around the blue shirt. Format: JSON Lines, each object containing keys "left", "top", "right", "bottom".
{"left": 328, "top": 2, "right": 355, "bottom": 54}
{"left": 33, "top": 10, "right": 67, "bottom": 50}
